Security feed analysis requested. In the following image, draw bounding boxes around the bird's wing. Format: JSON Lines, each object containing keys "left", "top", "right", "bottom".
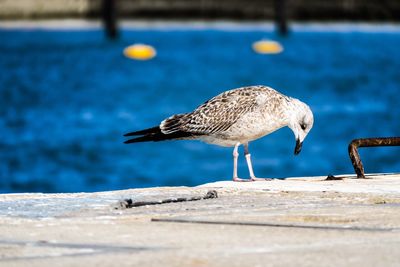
{"left": 178, "top": 87, "right": 267, "bottom": 134}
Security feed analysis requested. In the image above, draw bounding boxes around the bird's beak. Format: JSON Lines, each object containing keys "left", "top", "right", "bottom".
{"left": 294, "top": 139, "right": 302, "bottom": 155}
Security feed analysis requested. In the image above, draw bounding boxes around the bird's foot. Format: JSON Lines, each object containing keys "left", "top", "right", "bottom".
{"left": 251, "top": 177, "right": 273, "bottom": 181}
{"left": 232, "top": 177, "right": 273, "bottom": 182}
{"left": 232, "top": 177, "right": 253, "bottom": 182}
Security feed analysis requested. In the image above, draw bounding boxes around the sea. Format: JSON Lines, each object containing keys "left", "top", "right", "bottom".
{"left": 0, "top": 22, "right": 399, "bottom": 193}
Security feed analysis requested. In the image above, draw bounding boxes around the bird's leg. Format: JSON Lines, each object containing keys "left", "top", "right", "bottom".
{"left": 232, "top": 143, "right": 251, "bottom": 182}
{"left": 243, "top": 143, "right": 272, "bottom": 181}
{"left": 233, "top": 143, "right": 239, "bottom": 179}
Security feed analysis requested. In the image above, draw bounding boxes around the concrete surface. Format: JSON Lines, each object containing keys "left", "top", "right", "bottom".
{"left": 1, "top": 174, "right": 400, "bottom": 266}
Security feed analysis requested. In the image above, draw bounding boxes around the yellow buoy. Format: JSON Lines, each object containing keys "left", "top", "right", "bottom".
{"left": 252, "top": 40, "right": 283, "bottom": 54}
{"left": 123, "top": 44, "right": 156, "bottom": 60}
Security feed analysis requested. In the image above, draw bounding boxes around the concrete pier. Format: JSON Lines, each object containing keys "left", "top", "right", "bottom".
{"left": 1, "top": 174, "right": 400, "bottom": 266}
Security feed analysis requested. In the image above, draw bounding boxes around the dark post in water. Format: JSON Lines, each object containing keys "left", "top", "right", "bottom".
{"left": 274, "top": 0, "right": 289, "bottom": 35}
{"left": 102, "top": 0, "right": 118, "bottom": 39}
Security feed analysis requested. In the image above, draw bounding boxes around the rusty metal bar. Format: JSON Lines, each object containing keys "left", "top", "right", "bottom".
{"left": 348, "top": 137, "right": 400, "bottom": 178}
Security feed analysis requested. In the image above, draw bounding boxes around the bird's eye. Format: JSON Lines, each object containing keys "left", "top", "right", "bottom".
{"left": 300, "top": 123, "right": 307, "bottom": 130}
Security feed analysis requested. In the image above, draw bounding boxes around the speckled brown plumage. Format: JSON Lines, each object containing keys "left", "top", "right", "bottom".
{"left": 160, "top": 86, "right": 290, "bottom": 141}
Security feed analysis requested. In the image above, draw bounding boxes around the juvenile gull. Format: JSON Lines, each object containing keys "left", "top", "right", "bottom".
{"left": 124, "top": 85, "right": 314, "bottom": 182}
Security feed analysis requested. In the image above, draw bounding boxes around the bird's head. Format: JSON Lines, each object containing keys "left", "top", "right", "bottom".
{"left": 287, "top": 99, "right": 314, "bottom": 155}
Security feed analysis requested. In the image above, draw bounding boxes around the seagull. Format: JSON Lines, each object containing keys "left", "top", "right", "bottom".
{"left": 124, "top": 85, "right": 314, "bottom": 182}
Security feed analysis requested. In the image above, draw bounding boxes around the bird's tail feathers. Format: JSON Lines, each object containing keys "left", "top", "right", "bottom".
{"left": 123, "top": 126, "right": 160, "bottom": 137}
{"left": 124, "top": 126, "right": 196, "bottom": 144}
{"left": 159, "top": 114, "right": 187, "bottom": 134}
{"left": 124, "top": 113, "right": 198, "bottom": 144}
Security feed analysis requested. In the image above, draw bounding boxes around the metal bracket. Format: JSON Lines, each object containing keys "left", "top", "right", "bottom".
{"left": 348, "top": 137, "right": 400, "bottom": 178}
{"left": 115, "top": 190, "right": 218, "bottom": 209}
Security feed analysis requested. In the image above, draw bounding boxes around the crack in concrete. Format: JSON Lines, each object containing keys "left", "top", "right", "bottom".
{"left": 151, "top": 217, "right": 400, "bottom": 232}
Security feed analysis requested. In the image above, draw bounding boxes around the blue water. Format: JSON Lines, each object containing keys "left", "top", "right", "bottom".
{"left": 1, "top": 24, "right": 400, "bottom": 193}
